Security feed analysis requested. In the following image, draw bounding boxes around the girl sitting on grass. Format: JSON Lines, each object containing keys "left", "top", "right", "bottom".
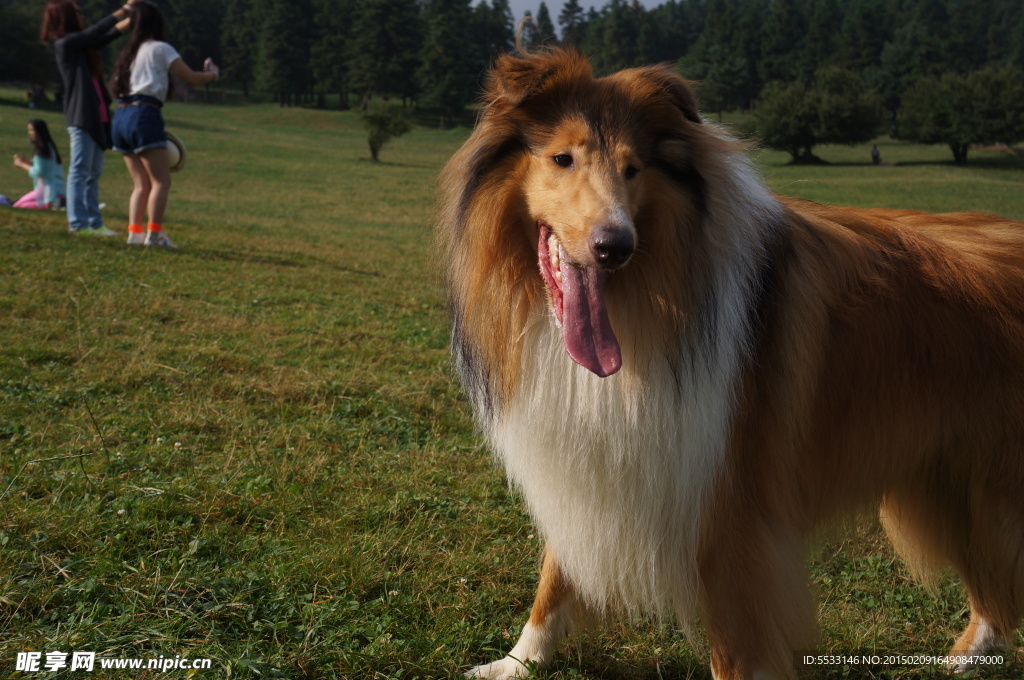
{"left": 110, "top": 0, "right": 218, "bottom": 247}
{"left": 11, "top": 119, "right": 66, "bottom": 209}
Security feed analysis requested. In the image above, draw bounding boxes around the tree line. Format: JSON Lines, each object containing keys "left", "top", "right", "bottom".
{"left": 3, "top": 0, "right": 1024, "bottom": 159}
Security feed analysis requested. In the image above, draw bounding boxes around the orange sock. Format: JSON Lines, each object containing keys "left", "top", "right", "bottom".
{"left": 147, "top": 222, "right": 163, "bottom": 233}
{"left": 128, "top": 224, "right": 144, "bottom": 234}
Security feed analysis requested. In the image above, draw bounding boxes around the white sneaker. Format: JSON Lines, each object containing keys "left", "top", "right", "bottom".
{"left": 126, "top": 231, "right": 146, "bottom": 245}
{"left": 144, "top": 231, "right": 176, "bottom": 248}
{"left": 79, "top": 225, "right": 117, "bottom": 236}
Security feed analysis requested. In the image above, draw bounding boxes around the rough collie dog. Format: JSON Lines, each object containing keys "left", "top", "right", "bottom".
{"left": 436, "top": 47, "right": 1024, "bottom": 680}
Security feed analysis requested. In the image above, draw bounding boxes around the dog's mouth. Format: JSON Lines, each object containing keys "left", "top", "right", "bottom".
{"left": 537, "top": 222, "right": 622, "bottom": 377}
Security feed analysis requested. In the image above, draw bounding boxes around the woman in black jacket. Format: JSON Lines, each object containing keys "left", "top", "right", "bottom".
{"left": 40, "top": 0, "right": 133, "bottom": 235}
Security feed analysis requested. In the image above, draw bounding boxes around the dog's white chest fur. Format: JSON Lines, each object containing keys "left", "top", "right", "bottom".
{"left": 488, "top": 317, "right": 742, "bottom": 624}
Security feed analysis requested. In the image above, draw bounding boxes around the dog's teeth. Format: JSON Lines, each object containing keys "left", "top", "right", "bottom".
{"left": 548, "top": 234, "right": 560, "bottom": 277}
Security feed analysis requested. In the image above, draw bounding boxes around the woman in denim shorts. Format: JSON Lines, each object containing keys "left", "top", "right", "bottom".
{"left": 110, "top": 0, "right": 218, "bottom": 247}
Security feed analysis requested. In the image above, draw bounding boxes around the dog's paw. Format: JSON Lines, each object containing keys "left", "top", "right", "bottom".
{"left": 464, "top": 656, "right": 531, "bottom": 679}
{"left": 946, "top": 617, "right": 1006, "bottom": 674}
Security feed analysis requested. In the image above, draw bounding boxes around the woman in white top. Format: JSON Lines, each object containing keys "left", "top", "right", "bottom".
{"left": 110, "top": 0, "right": 218, "bottom": 247}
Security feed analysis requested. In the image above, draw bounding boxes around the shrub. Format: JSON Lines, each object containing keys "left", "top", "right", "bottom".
{"left": 360, "top": 103, "right": 412, "bottom": 162}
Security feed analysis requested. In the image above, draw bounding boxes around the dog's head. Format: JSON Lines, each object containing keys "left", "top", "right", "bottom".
{"left": 481, "top": 49, "right": 705, "bottom": 377}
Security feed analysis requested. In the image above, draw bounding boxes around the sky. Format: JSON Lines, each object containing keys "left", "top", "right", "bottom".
{"left": 500, "top": 0, "right": 667, "bottom": 35}
{"left": 503, "top": 0, "right": 600, "bottom": 26}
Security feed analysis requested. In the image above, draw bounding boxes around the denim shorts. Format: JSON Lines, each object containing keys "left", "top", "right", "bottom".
{"left": 112, "top": 96, "right": 167, "bottom": 155}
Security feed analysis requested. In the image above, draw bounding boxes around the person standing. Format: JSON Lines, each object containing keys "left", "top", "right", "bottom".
{"left": 110, "top": 0, "right": 219, "bottom": 247}
{"left": 40, "top": 0, "right": 133, "bottom": 235}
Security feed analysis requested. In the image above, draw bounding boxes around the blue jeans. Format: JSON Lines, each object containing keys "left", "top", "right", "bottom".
{"left": 66, "top": 126, "right": 105, "bottom": 231}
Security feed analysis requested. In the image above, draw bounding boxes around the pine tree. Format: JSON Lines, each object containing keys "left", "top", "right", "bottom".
{"left": 309, "top": 0, "right": 355, "bottom": 108}
{"left": 535, "top": 3, "right": 557, "bottom": 45}
{"left": 946, "top": 0, "right": 993, "bottom": 72}
{"left": 759, "top": 0, "right": 806, "bottom": 84}
{"left": 222, "top": 0, "right": 258, "bottom": 97}
{"left": 384, "top": 0, "right": 424, "bottom": 104}
{"left": 255, "top": 0, "right": 313, "bottom": 106}
{"left": 165, "top": 0, "right": 225, "bottom": 68}
{"left": 871, "top": 0, "right": 948, "bottom": 116}
{"left": 835, "top": 0, "right": 891, "bottom": 73}
{"left": 799, "top": 0, "right": 843, "bottom": 81}
{"left": 558, "top": 0, "right": 586, "bottom": 45}
{"left": 584, "top": 0, "right": 641, "bottom": 75}
{"left": 0, "top": 2, "right": 52, "bottom": 83}
{"left": 347, "top": 0, "right": 423, "bottom": 107}
{"left": 418, "top": 0, "right": 478, "bottom": 127}
{"left": 684, "top": 0, "right": 763, "bottom": 109}
{"left": 649, "top": 0, "right": 707, "bottom": 64}
{"left": 987, "top": 0, "right": 1024, "bottom": 66}
{"left": 492, "top": 0, "right": 516, "bottom": 51}
{"left": 1012, "top": 4, "right": 1024, "bottom": 70}
{"left": 474, "top": 0, "right": 515, "bottom": 58}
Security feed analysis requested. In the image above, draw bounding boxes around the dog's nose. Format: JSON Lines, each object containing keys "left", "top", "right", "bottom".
{"left": 590, "top": 226, "right": 634, "bottom": 269}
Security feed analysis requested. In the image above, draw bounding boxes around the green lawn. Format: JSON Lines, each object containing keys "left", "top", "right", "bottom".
{"left": 756, "top": 137, "right": 1024, "bottom": 220}
{"left": 1, "top": 90, "right": 1023, "bottom": 679}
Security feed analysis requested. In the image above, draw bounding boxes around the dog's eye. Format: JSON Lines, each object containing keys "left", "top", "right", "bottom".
{"left": 552, "top": 154, "right": 574, "bottom": 168}
{"left": 624, "top": 165, "right": 638, "bottom": 180}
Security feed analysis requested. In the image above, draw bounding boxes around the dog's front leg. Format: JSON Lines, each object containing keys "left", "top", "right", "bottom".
{"left": 467, "top": 546, "right": 582, "bottom": 679}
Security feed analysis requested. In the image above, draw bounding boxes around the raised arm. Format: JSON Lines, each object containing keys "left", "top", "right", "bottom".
{"left": 169, "top": 57, "right": 220, "bottom": 87}
{"left": 60, "top": 2, "right": 134, "bottom": 51}
{"left": 102, "top": 2, "right": 136, "bottom": 46}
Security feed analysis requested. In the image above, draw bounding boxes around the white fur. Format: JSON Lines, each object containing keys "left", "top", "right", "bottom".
{"left": 466, "top": 593, "right": 579, "bottom": 679}
{"left": 488, "top": 148, "right": 782, "bottom": 629}
{"left": 465, "top": 654, "right": 530, "bottom": 680}
{"left": 950, "top": 618, "right": 1004, "bottom": 673}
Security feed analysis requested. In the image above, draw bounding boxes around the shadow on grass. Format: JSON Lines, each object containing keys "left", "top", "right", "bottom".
{"left": 777, "top": 157, "right": 1024, "bottom": 171}
{"left": 354, "top": 157, "right": 434, "bottom": 169}
{"left": 182, "top": 246, "right": 384, "bottom": 277}
{"left": 555, "top": 656, "right": 713, "bottom": 680}
{"left": 892, "top": 157, "right": 1024, "bottom": 171}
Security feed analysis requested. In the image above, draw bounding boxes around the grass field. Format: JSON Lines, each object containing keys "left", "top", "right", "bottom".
{"left": 1, "top": 88, "right": 1023, "bottom": 680}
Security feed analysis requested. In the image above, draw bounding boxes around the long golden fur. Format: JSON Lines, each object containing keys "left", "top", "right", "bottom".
{"left": 436, "top": 47, "right": 1024, "bottom": 680}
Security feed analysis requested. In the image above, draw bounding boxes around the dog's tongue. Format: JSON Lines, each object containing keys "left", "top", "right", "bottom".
{"left": 560, "top": 256, "right": 622, "bottom": 377}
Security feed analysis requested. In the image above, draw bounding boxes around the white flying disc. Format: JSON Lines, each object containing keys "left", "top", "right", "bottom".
{"left": 166, "top": 131, "right": 186, "bottom": 172}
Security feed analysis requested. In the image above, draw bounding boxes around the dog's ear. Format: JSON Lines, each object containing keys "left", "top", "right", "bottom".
{"left": 666, "top": 75, "right": 703, "bottom": 125}
{"left": 494, "top": 53, "right": 552, "bottom": 106}
{"left": 491, "top": 52, "right": 557, "bottom": 104}
{"left": 491, "top": 49, "right": 591, "bottom": 107}
{"left": 633, "top": 66, "right": 703, "bottom": 125}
